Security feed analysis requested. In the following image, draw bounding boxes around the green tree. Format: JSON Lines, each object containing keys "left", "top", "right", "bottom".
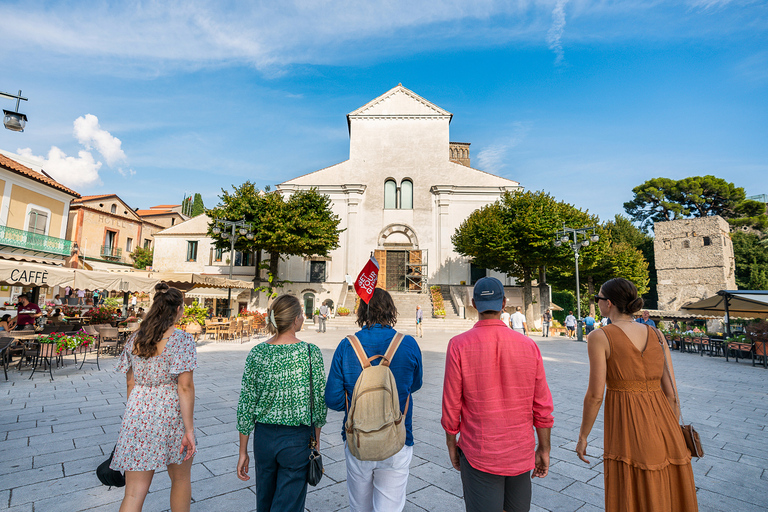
{"left": 453, "top": 191, "right": 597, "bottom": 326}
{"left": 208, "top": 182, "right": 343, "bottom": 297}
{"left": 191, "top": 193, "right": 205, "bottom": 217}
{"left": 731, "top": 232, "right": 768, "bottom": 290}
{"left": 625, "top": 175, "right": 767, "bottom": 231}
{"left": 129, "top": 247, "right": 153, "bottom": 269}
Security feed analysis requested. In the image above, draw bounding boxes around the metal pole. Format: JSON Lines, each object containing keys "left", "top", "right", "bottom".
{"left": 227, "top": 223, "right": 236, "bottom": 317}
{"left": 575, "top": 249, "right": 583, "bottom": 341}
{"left": 723, "top": 295, "right": 731, "bottom": 337}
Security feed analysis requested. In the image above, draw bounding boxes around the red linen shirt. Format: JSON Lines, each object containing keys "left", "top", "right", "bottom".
{"left": 441, "top": 319, "right": 554, "bottom": 476}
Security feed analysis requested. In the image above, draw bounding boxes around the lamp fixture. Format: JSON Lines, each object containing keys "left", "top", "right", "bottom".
{"left": 1, "top": 90, "right": 28, "bottom": 132}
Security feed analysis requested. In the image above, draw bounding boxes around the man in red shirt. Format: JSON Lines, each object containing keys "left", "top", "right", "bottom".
{"left": 441, "top": 277, "right": 554, "bottom": 512}
{"left": 16, "top": 294, "right": 42, "bottom": 330}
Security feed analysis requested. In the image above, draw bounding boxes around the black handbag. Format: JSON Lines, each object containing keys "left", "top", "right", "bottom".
{"left": 307, "top": 345, "right": 324, "bottom": 486}
{"left": 96, "top": 446, "right": 126, "bottom": 487}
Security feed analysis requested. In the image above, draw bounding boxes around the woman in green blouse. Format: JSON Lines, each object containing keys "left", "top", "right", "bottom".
{"left": 236, "top": 294, "right": 327, "bottom": 512}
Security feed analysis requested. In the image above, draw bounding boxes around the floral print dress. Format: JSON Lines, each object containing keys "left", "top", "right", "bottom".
{"left": 111, "top": 329, "right": 198, "bottom": 471}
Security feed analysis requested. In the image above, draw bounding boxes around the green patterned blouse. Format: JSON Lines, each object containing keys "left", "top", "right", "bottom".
{"left": 236, "top": 341, "right": 327, "bottom": 435}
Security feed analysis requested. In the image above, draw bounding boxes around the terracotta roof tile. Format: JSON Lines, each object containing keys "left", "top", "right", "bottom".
{"left": 72, "top": 194, "right": 116, "bottom": 203}
{"left": 151, "top": 204, "right": 180, "bottom": 208}
{"left": 0, "top": 153, "right": 80, "bottom": 197}
{"left": 136, "top": 209, "right": 174, "bottom": 216}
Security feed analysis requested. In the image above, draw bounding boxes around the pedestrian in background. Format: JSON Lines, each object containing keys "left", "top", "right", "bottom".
{"left": 564, "top": 311, "right": 577, "bottom": 338}
{"left": 584, "top": 314, "right": 596, "bottom": 334}
{"left": 416, "top": 305, "right": 423, "bottom": 338}
{"left": 500, "top": 308, "right": 511, "bottom": 328}
{"left": 635, "top": 310, "right": 656, "bottom": 327}
{"left": 325, "top": 288, "right": 423, "bottom": 512}
{"left": 317, "top": 301, "right": 329, "bottom": 333}
{"left": 442, "top": 277, "right": 554, "bottom": 512}
{"left": 510, "top": 306, "right": 527, "bottom": 335}
{"left": 576, "top": 278, "right": 697, "bottom": 511}
{"left": 111, "top": 283, "right": 197, "bottom": 512}
{"left": 236, "top": 294, "right": 327, "bottom": 512}
{"left": 541, "top": 309, "right": 552, "bottom": 337}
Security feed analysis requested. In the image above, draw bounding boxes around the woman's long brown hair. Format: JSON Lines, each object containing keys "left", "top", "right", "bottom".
{"left": 132, "top": 283, "right": 184, "bottom": 358}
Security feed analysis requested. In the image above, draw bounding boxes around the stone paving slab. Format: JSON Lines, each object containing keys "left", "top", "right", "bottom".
{"left": 1, "top": 326, "right": 767, "bottom": 511}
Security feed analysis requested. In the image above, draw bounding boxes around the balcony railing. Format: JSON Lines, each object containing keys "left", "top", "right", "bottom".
{"left": 0, "top": 225, "right": 72, "bottom": 256}
{"left": 101, "top": 245, "right": 122, "bottom": 260}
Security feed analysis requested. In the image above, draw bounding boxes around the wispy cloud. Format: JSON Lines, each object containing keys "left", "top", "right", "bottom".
{"left": 18, "top": 115, "right": 133, "bottom": 189}
{"left": 476, "top": 122, "right": 531, "bottom": 174}
{"left": 547, "top": 0, "right": 569, "bottom": 65}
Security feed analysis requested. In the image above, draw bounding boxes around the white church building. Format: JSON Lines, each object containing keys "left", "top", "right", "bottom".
{"left": 152, "top": 84, "right": 544, "bottom": 320}
{"left": 273, "top": 84, "right": 535, "bottom": 317}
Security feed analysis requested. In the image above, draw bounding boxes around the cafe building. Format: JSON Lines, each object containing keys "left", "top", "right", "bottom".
{"left": 0, "top": 150, "right": 80, "bottom": 306}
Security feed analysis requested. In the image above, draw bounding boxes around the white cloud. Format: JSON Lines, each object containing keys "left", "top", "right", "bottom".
{"left": 476, "top": 122, "right": 531, "bottom": 173}
{"left": 547, "top": 0, "right": 569, "bottom": 65}
{"left": 17, "top": 114, "right": 132, "bottom": 190}
{"left": 17, "top": 147, "right": 102, "bottom": 189}
{"left": 74, "top": 114, "right": 127, "bottom": 166}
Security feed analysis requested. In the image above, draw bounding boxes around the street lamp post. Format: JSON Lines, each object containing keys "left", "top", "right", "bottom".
{"left": 212, "top": 218, "right": 254, "bottom": 317}
{"left": 1, "top": 90, "right": 28, "bottom": 132}
{"left": 554, "top": 225, "right": 599, "bottom": 341}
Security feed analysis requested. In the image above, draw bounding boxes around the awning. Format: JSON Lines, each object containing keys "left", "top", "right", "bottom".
{"left": 185, "top": 288, "right": 250, "bottom": 300}
{"left": 128, "top": 271, "right": 253, "bottom": 290}
{"left": 681, "top": 290, "right": 768, "bottom": 320}
{"left": 0, "top": 259, "right": 74, "bottom": 287}
{"left": 73, "top": 270, "right": 159, "bottom": 293}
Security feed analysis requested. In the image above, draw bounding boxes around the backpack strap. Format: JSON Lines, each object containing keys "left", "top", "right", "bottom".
{"left": 346, "top": 335, "right": 371, "bottom": 369}
{"left": 381, "top": 332, "right": 405, "bottom": 368}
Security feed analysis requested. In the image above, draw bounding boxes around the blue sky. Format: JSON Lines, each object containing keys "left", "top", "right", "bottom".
{"left": 0, "top": 0, "right": 765, "bottom": 224}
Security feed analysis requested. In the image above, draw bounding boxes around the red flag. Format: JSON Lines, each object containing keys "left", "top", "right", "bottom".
{"left": 354, "top": 255, "right": 379, "bottom": 304}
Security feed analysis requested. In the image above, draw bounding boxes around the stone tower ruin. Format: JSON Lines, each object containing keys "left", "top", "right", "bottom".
{"left": 654, "top": 215, "right": 736, "bottom": 311}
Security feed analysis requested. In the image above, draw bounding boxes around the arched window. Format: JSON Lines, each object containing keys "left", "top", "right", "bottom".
{"left": 384, "top": 179, "right": 397, "bottom": 209}
{"left": 400, "top": 179, "right": 413, "bottom": 209}
{"left": 110, "top": 204, "right": 117, "bottom": 214}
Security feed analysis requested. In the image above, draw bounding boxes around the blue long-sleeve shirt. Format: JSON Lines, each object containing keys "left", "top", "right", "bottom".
{"left": 324, "top": 324, "right": 423, "bottom": 446}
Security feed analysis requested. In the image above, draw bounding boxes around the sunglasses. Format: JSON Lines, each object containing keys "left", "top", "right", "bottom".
{"left": 594, "top": 295, "right": 608, "bottom": 302}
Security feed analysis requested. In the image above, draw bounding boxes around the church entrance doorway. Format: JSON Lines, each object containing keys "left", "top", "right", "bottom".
{"left": 386, "top": 251, "right": 408, "bottom": 292}
{"left": 303, "top": 293, "right": 315, "bottom": 319}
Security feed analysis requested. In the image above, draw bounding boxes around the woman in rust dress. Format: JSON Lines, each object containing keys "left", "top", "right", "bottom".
{"left": 576, "top": 278, "right": 698, "bottom": 511}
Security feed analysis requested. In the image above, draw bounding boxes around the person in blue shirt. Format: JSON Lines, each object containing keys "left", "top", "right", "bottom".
{"left": 584, "top": 314, "right": 596, "bottom": 334}
{"left": 635, "top": 310, "right": 656, "bottom": 328}
{"left": 325, "top": 288, "right": 423, "bottom": 512}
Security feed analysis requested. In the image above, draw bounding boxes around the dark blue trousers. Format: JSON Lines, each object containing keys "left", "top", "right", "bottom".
{"left": 253, "top": 422, "right": 311, "bottom": 512}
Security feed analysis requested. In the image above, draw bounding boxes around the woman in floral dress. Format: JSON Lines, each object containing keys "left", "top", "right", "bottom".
{"left": 111, "top": 283, "right": 198, "bottom": 512}
{"left": 236, "top": 294, "right": 327, "bottom": 512}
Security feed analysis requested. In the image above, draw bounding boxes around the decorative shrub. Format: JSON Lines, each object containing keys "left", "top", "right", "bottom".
{"left": 431, "top": 286, "right": 446, "bottom": 317}
{"left": 84, "top": 306, "right": 120, "bottom": 324}
{"left": 38, "top": 329, "right": 95, "bottom": 354}
{"left": 180, "top": 301, "right": 208, "bottom": 326}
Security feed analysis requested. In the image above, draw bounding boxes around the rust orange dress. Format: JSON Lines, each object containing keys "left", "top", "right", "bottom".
{"left": 602, "top": 324, "right": 698, "bottom": 512}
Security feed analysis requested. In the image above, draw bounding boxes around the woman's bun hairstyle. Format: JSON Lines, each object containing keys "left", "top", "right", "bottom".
{"left": 266, "top": 295, "right": 303, "bottom": 335}
{"left": 601, "top": 278, "right": 644, "bottom": 315}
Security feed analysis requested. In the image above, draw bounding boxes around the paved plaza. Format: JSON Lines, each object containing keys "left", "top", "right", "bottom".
{"left": 1, "top": 325, "right": 767, "bottom": 512}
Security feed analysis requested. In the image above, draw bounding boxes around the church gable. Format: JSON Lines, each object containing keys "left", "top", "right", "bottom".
{"left": 348, "top": 84, "right": 452, "bottom": 119}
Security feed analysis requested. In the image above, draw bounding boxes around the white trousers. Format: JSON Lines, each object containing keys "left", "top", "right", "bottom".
{"left": 345, "top": 443, "right": 413, "bottom": 512}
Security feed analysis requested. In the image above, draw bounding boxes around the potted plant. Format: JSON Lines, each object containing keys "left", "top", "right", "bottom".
{"left": 179, "top": 301, "right": 207, "bottom": 335}
{"left": 84, "top": 306, "right": 120, "bottom": 325}
{"left": 337, "top": 307, "right": 350, "bottom": 317}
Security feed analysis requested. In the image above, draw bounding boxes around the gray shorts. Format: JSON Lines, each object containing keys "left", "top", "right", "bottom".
{"left": 459, "top": 449, "right": 532, "bottom": 512}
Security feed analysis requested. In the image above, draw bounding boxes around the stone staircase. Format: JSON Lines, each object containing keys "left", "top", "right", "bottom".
{"left": 330, "top": 288, "right": 473, "bottom": 332}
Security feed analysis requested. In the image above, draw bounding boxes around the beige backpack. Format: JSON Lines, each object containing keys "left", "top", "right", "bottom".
{"left": 344, "top": 333, "right": 409, "bottom": 461}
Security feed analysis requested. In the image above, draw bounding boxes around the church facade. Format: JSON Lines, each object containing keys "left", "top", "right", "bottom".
{"left": 273, "top": 85, "right": 527, "bottom": 315}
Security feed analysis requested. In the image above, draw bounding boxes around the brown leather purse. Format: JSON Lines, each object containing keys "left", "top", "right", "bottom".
{"left": 653, "top": 328, "right": 704, "bottom": 458}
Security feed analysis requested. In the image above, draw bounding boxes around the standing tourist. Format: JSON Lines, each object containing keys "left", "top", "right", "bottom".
{"left": 325, "top": 288, "right": 423, "bottom": 512}
{"left": 317, "top": 301, "right": 329, "bottom": 333}
{"left": 584, "top": 314, "right": 596, "bottom": 334}
{"left": 576, "top": 278, "right": 697, "bottom": 511}
{"left": 111, "top": 283, "right": 198, "bottom": 512}
{"left": 76, "top": 288, "right": 86, "bottom": 306}
{"left": 415, "top": 305, "right": 424, "bottom": 338}
{"left": 541, "top": 309, "right": 552, "bottom": 337}
{"left": 635, "top": 310, "right": 656, "bottom": 327}
{"left": 236, "top": 294, "right": 327, "bottom": 512}
{"left": 16, "top": 294, "right": 42, "bottom": 331}
{"left": 442, "top": 277, "right": 554, "bottom": 512}
{"left": 500, "top": 308, "right": 511, "bottom": 328}
{"left": 564, "top": 311, "right": 577, "bottom": 339}
{"left": 510, "top": 306, "right": 527, "bottom": 335}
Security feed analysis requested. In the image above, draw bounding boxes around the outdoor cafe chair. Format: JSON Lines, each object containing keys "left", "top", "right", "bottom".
{"left": 204, "top": 320, "right": 220, "bottom": 341}
{"left": 691, "top": 336, "right": 703, "bottom": 354}
{"left": 753, "top": 340, "right": 767, "bottom": 369}
{"left": 220, "top": 322, "right": 240, "bottom": 343}
{"left": 0, "top": 336, "right": 15, "bottom": 380}
{"left": 98, "top": 327, "right": 121, "bottom": 356}
{"left": 725, "top": 338, "right": 753, "bottom": 364}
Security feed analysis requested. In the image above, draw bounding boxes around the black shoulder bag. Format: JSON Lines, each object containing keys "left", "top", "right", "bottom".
{"left": 96, "top": 446, "right": 125, "bottom": 488}
{"left": 307, "top": 344, "right": 324, "bottom": 486}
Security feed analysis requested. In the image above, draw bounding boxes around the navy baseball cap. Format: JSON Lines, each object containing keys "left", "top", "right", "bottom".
{"left": 473, "top": 277, "right": 505, "bottom": 313}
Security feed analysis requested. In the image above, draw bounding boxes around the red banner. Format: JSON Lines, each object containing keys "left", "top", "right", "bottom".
{"left": 354, "top": 256, "right": 379, "bottom": 304}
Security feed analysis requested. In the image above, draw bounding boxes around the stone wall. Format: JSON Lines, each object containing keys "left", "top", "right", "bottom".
{"left": 654, "top": 215, "right": 736, "bottom": 311}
